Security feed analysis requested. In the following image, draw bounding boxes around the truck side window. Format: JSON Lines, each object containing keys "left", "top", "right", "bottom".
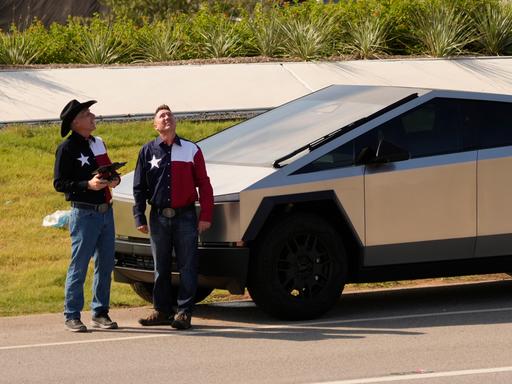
{"left": 460, "top": 100, "right": 512, "bottom": 150}
{"left": 354, "top": 98, "right": 467, "bottom": 160}
{"left": 296, "top": 98, "right": 478, "bottom": 175}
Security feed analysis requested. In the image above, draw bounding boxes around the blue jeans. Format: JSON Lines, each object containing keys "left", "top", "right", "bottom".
{"left": 64, "top": 206, "right": 115, "bottom": 320}
{"left": 149, "top": 207, "right": 198, "bottom": 315}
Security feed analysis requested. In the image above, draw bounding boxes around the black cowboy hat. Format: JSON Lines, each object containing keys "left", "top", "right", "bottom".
{"left": 59, "top": 99, "right": 97, "bottom": 137}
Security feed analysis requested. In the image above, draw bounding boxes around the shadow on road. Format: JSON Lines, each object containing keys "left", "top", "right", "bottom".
{"left": 194, "top": 279, "right": 512, "bottom": 330}
{"left": 81, "top": 279, "right": 512, "bottom": 342}
{"left": 91, "top": 324, "right": 423, "bottom": 341}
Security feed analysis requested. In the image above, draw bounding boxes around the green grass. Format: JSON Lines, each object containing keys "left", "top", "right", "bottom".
{"left": 0, "top": 119, "right": 236, "bottom": 316}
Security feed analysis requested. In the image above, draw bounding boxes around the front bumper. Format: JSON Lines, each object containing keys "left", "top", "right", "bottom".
{"left": 114, "top": 238, "right": 250, "bottom": 294}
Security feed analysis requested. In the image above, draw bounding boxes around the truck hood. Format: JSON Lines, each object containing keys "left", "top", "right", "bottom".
{"left": 113, "top": 162, "right": 275, "bottom": 201}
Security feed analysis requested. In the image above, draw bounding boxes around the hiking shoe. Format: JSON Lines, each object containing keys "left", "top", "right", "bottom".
{"left": 171, "top": 312, "right": 191, "bottom": 330}
{"left": 65, "top": 319, "right": 87, "bottom": 333}
{"left": 91, "top": 314, "right": 118, "bottom": 329}
{"left": 138, "top": 311, "right": 174, "bottom": 326}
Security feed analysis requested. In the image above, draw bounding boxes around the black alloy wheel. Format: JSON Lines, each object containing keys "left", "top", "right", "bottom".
{"left": 248, "top": 212, "right": 346, "bottom": 320}
{"left": 278, "top": 230, "right": 334, "bottom": 299}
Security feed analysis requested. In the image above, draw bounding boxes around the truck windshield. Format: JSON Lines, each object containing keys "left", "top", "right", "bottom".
{"left": 199, "top": 85, "right": 425, "bottom": 167}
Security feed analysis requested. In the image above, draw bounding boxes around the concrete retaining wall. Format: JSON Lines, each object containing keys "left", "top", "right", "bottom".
{"left": 1, "top": 57, "right": 511, "bottom": 124}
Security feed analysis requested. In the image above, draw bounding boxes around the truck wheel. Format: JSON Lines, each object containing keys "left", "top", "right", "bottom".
{"left": 130, "top": 282, "right": 213, "bottom": 304}
{"left": 131, "top": 282, "right": 154, "bottom": 303}
{"left": 247, "top": 213, "right": 346, "bottom": 320}
{"left": 192, "top": 287, "right": 215, "bottom": 303}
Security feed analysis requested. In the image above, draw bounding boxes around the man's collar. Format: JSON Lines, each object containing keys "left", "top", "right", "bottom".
{"left": 70, "top": 131, "right": 95, "bottom": 142}
{"left": 156, "top": 135, "right": 181, "bottom": 147}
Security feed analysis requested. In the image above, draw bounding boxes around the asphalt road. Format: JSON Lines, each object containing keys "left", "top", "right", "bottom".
{"left": 2, "top": 279, "right": 512, "bottom": 384}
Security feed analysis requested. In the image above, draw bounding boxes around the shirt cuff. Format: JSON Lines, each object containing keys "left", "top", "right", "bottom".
{"left": 199, "top": 212, "right": 212, "bottom": 223}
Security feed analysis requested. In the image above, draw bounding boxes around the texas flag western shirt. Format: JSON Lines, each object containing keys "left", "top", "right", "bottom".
{"left": 132, "top": 135, "right": 213, "bottom": 227}
{"left": 53, "top": 132, "right": 113, "bottom": 204}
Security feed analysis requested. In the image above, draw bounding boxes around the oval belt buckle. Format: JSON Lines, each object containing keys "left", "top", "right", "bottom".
{"left": 162, "top": 208, "right": 175, "bottom": 218}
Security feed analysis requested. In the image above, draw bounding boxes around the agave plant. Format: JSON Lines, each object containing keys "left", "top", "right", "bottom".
{"left": 280, "top": 14, "right": 336, "bottom": 60}
{"left": 249, "top": 12, "right": 284, "bottom": 57}
{"left": 410, "top": 2, "right": 474, "bottom": 57}
{"left": 0, "top": 31, "right": 45, "bottom": 65}
{"left": 198, "top": 18, "right": 242, "bottom": 58}
{"left": 343, "top": 15, "right": 389, "bottom": 59}
{"left": 472, "top": 1, "right": 512, "bottom": 56}
{"left": 73, "top": 24, "right": 130, "bottom": 64}
{"left": 134, "top": 22, "right": 184, "bottom": 62}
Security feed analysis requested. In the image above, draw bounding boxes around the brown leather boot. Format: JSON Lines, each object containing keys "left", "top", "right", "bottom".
{"left": 138, "top": 310, "right": 174, "bottom": 326}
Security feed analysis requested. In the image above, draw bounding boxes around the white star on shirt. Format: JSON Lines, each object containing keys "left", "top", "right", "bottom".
{"left": 77, "top": 153, "right": 90, "bottom": 166}
{"left": 149, "top": 155, "right": 162, "bottom": 169}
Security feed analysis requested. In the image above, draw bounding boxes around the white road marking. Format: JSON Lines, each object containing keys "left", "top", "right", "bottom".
{"left": 311, "top": 366, "right": 512, "bottom": 384}
{"left": 263, "top": 306, "right": 512, "bottom": 329}
{"left": 0, "top": 328, "right": 242, "bottom": 351}
{"left": 1, "top": 306, "right": 512, "bottom": 351}
{"left": 0, "top": 334, "right": 173, "bottom": 350}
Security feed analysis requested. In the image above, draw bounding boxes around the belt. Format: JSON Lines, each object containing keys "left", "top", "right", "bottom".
{"left": 71, "top": 201, "right": 112, "bottom": 213}
{"left": 154, "top": 204, "right": 195, "bottom": 218}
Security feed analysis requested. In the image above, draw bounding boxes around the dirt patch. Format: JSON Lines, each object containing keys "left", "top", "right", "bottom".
{"left": 344, "top": 273, "right": 512, "bottom": 292}
{"left": 0, "top": 54, "right": 463, "bottom": 71}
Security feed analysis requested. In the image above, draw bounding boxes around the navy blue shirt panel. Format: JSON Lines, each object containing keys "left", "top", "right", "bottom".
{"left": 133, "top": 136, "right": 182, "bottom": 226}
{"left": 53, "top": 132, "right": 107, "bottom": 204}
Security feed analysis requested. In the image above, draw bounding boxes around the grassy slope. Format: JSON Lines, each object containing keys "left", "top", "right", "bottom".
{"left": 0, "top": 119, "right": 235, "bottom": 316}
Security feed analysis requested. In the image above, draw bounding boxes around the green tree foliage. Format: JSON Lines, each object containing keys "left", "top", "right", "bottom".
{"left": 101, "top": 0, "right": 202, "bottom": 22}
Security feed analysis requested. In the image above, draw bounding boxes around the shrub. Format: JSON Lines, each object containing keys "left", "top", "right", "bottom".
{"left": 279, "top": 11, "right": 337, "bottom": 60}
{"left": 342, "top": 13, "right": 390, "bottom": 59}
{"left": 409, "top": 0, "right": 475, "bottom": 57}
{"left": 472, "top": 1, "right": 512, "bottom": 55}
{"left": 38, "top": 22, "right": 72, "bottom": 63}
{"left": 1, "top": 0, "right": 510, "bottom": 65}
{"left": 247, "top": 4, "right": 285, "bottom": 57}
{"left": 70, "top": 16, "right": 135, "bottom": 64}
{"left": 191, "top": 10, "right": 244, "bottom": 58}
{"left": 133, "top": 20, "right": 185, "bottom": 62}
{"left": 0, "top": 26, "right": 45, "bottom": 65}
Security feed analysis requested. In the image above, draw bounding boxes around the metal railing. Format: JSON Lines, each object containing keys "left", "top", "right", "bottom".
{"left": 0, "top": 108, "right": 269, "bottom": 128}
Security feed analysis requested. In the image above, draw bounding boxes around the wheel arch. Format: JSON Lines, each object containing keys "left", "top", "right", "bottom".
{"left": 242, "top": 190, "right": 363, "bottom": 280}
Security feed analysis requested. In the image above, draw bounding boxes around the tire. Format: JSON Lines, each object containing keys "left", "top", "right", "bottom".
{"left": 131, "top": 282, "right": 154, "bottom": 303}
{"left": 130, "top": 282, "right": 213, "bottom": 305}
{"left": 247, "top": 213, "right": 347, "bottom": 320}
{"left": 192, "top": 286, "right": 215, "bottom": 304}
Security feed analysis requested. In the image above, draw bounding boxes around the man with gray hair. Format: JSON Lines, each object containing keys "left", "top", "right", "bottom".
{"left": 54, "top": 99, "right": 120, "bottom": 332}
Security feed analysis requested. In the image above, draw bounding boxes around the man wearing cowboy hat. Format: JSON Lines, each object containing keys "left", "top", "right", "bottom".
{"left": 54, "top": 99, "right": 120, "bottom": 332}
